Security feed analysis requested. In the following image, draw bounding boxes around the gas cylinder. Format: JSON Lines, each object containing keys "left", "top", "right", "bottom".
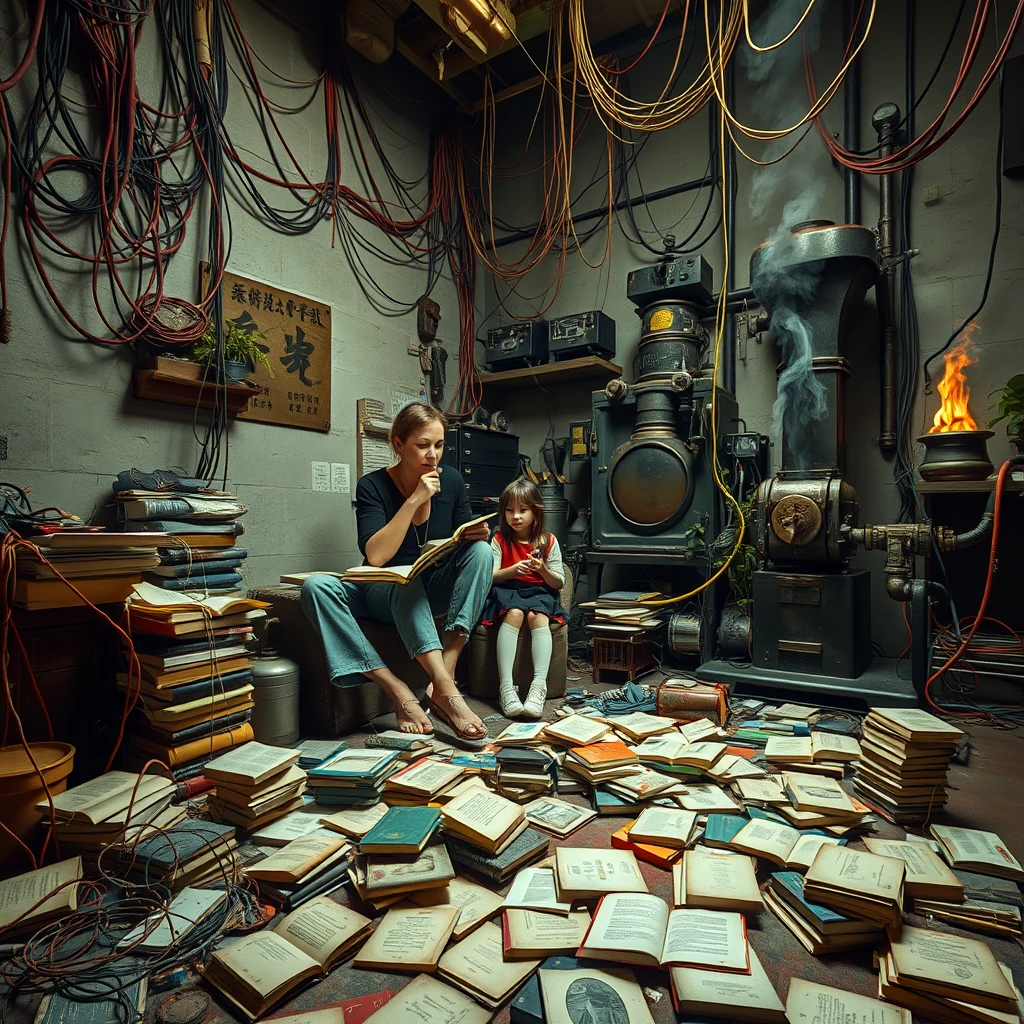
{"left": 250, "top": 641, "right": 300, "bottom": 746}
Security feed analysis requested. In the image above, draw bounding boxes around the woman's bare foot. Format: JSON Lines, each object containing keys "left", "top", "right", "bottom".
{"left": 397, "top": 698, "right": 433, "bottom": 734}
{"left": 429, "top": 680, "right": 487, "bottom": 739}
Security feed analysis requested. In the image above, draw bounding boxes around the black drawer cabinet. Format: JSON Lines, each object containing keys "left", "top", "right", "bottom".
{"left": 441, "top": 424, "right": 520, "bottom": 510}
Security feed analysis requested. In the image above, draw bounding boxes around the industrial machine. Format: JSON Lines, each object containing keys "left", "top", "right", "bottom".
{"left": 589, "top": 257, "right": 736, "bottom": 562}
{"left": 548, "top": 310, "right": 616, "bottom": 362}
{"left": 484, "top": 321, "right": 548, "bottom": 371}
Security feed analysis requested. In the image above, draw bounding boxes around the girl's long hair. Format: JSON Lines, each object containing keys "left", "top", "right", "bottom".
{"left": 498, "top": 477, "right": 546, "bottom": 548}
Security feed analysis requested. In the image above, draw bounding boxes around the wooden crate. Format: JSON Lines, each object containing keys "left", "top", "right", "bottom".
{"left": 591, "top": 637, "right": 656, "bottom": 684}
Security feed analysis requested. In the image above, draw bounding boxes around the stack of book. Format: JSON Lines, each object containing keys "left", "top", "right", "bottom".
{"left": 853, "top": 707, "right": 963, "bottom": 823}
{"left": 763, "top": 870, "right": 883, "bottom": 954}
{"left": 39, "top": 771, "right": 182, "bottom": 864}
{"left": 542, "top": 714, "right": 612, "bottom": 747}
{"left": 611, "top": 808, "right": 698, "bottom": 870}
{"left": 307, "top": 748, "right": 401, "bottom": 807}
{"left": 494, "top": 746, "right": 557, "bottom": 801}
{"left": 112, "top": 484, "right": 248, "bottom": 594}
{"left": 245, "top": 833, "right": 352, "bottom": 909}
{"left": 123, "top": 819, "right": 239, "bottom": 892}
{"left": 777, "top": 772, "right": 867, "bottom": 832}
{"left": 579, "top": 591, "right": 666, "bottom": 639}
{"left": 764, "top": 732, "right": 861, "bottom": 777}
{"left": 878, "top": 924, "right": 1021, "bottom": 1024}
{"left": 441, "top": 787, "right": 527, "bottom": 854}
{"left": 382, "top": 757, "right": 465, "bottom": 805}
{"left": 635, "top": 735, "right": 727, "bottom": 779}
{"left": 359, "top": 806, "right": 442, "bottom": 855}
{"left": 561, "top": 739, "right": 640, "bottom": 787}
{"left": 607, "top": 711, "right": 679, "bottom": 743}
{"left": 803, "top": 844, "right": 905, "bottom": 928}
{"left": 204, "top": 742, "right": 306, "bottom": 831}
{"left": 445, "top": 825, "right": 550, "bottom": 885}
{"left": 12, "top": 531, "right": 164, "bottom": 611}
{"left": 349, "top": 842, "right": 456, "bottom": 910}
{"left": 121, "top": 583, "right": 267, "bottom": 781}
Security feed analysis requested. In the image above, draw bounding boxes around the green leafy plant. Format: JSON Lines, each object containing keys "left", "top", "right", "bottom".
{"left": 192, "top": 319, "right": 274, "bottom": 376}
{"left": 988, "top": 373, "right": 1024, "bottom": 440}
{"left": 713, "top": 495, "right": 758, "bottom": 608}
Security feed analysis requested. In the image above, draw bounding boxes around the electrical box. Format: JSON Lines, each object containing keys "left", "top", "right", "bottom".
{"left": 626, "top": 255, "right": 714, "bottom": 309}
{"left": 484, "top": 322, "right": 549, "bottom": 371}
{"left": 569, "top": 420, "right": 591, "bottom": 462}
{"left": 548, "top": 311, "right": 616, "bottom": 361}
{"left": 725, "top": 432, "right": 771, "bottom": 482}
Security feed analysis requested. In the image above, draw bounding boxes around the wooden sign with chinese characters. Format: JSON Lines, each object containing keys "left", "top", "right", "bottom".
{"left": 202, "top": 266, "right": 331, "bottom": 431}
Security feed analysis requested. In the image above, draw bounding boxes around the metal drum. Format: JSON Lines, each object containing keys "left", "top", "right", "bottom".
{"left": 538, "top": 483, "right": 570, "bottom": 551}
{"left": 634, "top": 301, "right": 709, "bottom": 382}
{"left": 251, "top": 649, "right": 300, "bottom": 746}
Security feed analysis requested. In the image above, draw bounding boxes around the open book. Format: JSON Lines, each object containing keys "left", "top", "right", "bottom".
{"left": 283, "top": 514, "right": 496, "bottom": 587}
{"left": 203, "top": 897, "right": 373, "bottom": 1019}
{"left": 577, "top": 894, "right": 750, "bottom": 972}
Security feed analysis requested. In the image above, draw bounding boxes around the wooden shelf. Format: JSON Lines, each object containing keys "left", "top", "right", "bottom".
{"left": 133, "top": 368, "right": 257, "bottom": 415}
{"left": 479, "top": 355, "right": 622, "bottom": 391}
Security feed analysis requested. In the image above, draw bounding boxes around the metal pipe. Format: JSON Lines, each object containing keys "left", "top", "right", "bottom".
{"left": 843, "top": 0, "right": 862, "bottom": 223}
{"left": 721, "top": 65, "right": 738, "bottom": 395}
{"left": 873, "top": 103, "right": 901, "bottom": 453}
{"left": 487, "top": 173, "right": 714, "bottom": 250}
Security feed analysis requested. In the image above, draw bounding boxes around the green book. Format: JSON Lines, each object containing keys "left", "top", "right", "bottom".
{"left": 702, "top": 813, "right": 750, "bottom": 849}
{"left": 359, "top": 806, "right": 442, "bottom": 855}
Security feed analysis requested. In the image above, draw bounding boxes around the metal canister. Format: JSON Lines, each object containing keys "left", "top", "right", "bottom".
{"left": 250, "top": 648, "right": 300, "bottom": 746}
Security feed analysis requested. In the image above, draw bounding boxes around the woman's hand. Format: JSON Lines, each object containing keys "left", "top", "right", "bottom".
{"left": 408, "top": 469, "right": 441, "bottom": 508}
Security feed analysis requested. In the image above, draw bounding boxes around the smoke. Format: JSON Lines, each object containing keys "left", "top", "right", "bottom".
{"left": 742, "top": 0, "right": 831, "bottom": 462}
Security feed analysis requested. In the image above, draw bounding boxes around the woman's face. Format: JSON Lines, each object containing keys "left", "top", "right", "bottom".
{"left": 395, "top": 418, "right": 445, "bottom": 474}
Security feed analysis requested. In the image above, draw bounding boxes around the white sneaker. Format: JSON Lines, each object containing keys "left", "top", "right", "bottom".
{"left": 499, "top": 683, "right": 524, "bottom": 718}
{"left": 522, "top": 682, "right": 547, "bottom": 719}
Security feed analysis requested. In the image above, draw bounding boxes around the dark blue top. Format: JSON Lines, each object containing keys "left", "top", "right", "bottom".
{"left": 355, "top": 466, "right": 472, "bottom": 566}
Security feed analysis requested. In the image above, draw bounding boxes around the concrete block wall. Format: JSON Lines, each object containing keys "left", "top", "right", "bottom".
{"left": 478, "top": 2, "right": 1024, "bottom": 654}
{"left": 0, "top": 0, "right": 460, "bottom": 588}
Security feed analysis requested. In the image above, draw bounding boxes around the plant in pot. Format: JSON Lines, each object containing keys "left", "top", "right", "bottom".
{"left": 988, "top": 373, "right": 1024, "bottom": 456}
{"left": 192, "top": 318, "right": 274, "bottom": 385}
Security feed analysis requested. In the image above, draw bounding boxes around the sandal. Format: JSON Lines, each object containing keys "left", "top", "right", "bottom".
{"left": 429, "top": 694, "right": 489, "bottom": 747}
{"left": 398, "top": 698, "right": 433, "bottom": 735}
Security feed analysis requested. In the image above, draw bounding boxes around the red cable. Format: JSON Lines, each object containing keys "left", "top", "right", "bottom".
{"left": 605, "top": 0, "right": 674, "bottom": 76}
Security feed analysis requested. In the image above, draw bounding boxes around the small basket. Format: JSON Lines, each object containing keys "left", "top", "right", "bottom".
{"left": 591, "top": 637, "right": 656, "bottom": 684}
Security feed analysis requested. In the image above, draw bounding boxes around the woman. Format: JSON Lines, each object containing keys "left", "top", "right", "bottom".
{"left": 300, "top": 403, "right": 491, "bottom": 741}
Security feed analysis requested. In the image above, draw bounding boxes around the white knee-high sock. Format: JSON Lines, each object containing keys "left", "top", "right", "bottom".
{"left": 497, "top": 621, "right": 521, "bottom": 687}
{"left": 530, "top": 625, "right": 552, "bottom": 685}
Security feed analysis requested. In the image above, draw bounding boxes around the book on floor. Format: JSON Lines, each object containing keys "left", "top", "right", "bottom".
{"left": 0, "top": 858, "right": 81, "bottom": 937}
{"left": 628, "top": 807, "right": 698, "bottom": 850}
{"left": 670, "top": 947, "right": 785, "bottom": 1023}
{"left": 577, "top": 896, "right": 750, "bottom": 972}
{"left": 867, "top": 707, "right": 964, "bottom": 744}
{"left": 445, "top": 826, "right": 550, "bottom": 884}
{"left": 803, "top": 844, "right": 905, "bottom": 928}
{"left": 494, "top": 721, "right": 548, "bottom": 746}
{"left": 362, "top": 842, "right": 456, "bottom": 897}
{"left": 542, "top": 715, "right": 612, "bottom": 747}
{"left": 245, "top": 835, "right": 348, "bottom": 885}
{"left": 539, "top": 967, "right": 655, "bottom": 1024}
{"left": 768, "top": 871, "right": 882, "bottom": 937}
{"left": 362, "top": 975, "right": 491, "bottom": 1024}
{"left": 358, "top": 806, "right": 440, "bottom": 855}
{"left": 250, "top": 804, "right": 328, "bottom": 847}
{"left": 564, "top": 739, "right": 639, "bottom": 771}
{"left": 783, "top": 772, "right": 859, "bottom": 816}
{"left": 765, "top": 733, "right": 861, "bottom": 764}
{"left": 503, "top": 908, "right": 592, "bottom": 959}
{"left": 441, "top": 786, "right": 526, "bottom": 854}
{"left": 203, "top": 742, "right": 300, "bottom": 787}
{"left": 523, "top": 795, "right": 595, "bottom": 838}
{"left": 352, "top": 905, "right": 460, "bottom": 973}
{"left": 727, "top": 818, "right": 843, "bottom": 870}
{"left": 606, "top": 712, "right": 678, "bottom": 741}
{"left": 862, "top": 837, "right": 964, "bottom": 901}
{"left": 120, "top": 886, "right": 227, "bottom": 952}
{"left": 319, "top": 803, "right": 390, "bottom": 839}
{"left": 735, "top": 776, "right": 788, "bottom": 804}
{"left": 383, "top": 757, "right": 465, "bottom": 803}
{"left": 203, "top": 901, "right": 369, "bottom": 1021}
{"left": 675, "top": 784, "right": 742, "bottom": 813}
{"left": 406, "top": 874, "right": 505, "bottom": 941}
{"left": 436, "top": 920, "right": 541, "bottom": 1010}
{"left": 674, "top": 846, "right": 763, "bottom": 913}
{"left": 786, "top": 979, "right": 911, "bottom": 1024}
{"left": 611, "top": 822, "right": 686, "bottom": 871}
{"left": 554, "top": 848, "right": 647, "bottom": 901}
{"left": 502, "top": 866, "right": 572, "bottom": 915}
{"left": 929, "top": 825, "right": 1024, "bottom": 882}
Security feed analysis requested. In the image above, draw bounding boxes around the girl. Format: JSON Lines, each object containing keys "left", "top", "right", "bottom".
{"left": 300, "top": 403, "right": 491, "bottom": 742}
{"left": 482, "top": 478, "right": 566, "bottom": 719}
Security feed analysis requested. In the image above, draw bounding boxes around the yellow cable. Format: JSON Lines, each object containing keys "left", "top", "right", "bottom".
{"left": 642, "top": 14, "right": 745, "bottom": 609}
{"left": 742, "top": 0, "right": 820, "bottom": 53}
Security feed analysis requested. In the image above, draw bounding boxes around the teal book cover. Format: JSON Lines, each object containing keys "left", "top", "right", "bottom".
{"left": 703, "top": 813, "right": 750, "bottom": 846}
{"left": 308, "top": 749, "right": 398, "bottom": 779}
{"left": 360, "top": 806, "right": 441, "bottom": 849}
{"left": 771, "top": 871, "right": 854, "bottom": 926}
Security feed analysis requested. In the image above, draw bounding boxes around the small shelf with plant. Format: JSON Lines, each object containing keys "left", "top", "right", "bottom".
{"left": 192, "top": 318, "right": 274, "bottom": 385}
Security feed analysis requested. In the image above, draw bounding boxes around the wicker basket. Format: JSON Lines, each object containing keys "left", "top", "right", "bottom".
{"left": 591, "top": 637, "right": 657, "bottom": 683}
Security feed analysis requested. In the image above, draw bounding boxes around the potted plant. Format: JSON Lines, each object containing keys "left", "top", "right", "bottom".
{"left": 988, "top": 373, "right": 1024, "bottom": 456}
{"left": 192, "top": 317, "right": 274, "bottom": 384}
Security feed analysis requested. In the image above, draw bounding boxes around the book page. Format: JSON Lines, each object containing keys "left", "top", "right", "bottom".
{"left": 555, "top": 849, "right": 647, "bottom": 895}
{"left": 0, "top": 858, "right": 81, "bottom": 931}
{"left": 274, "top": 897, "right": 371, "bottom": 967}
{"left": 364, "top": 975, "right": 490, "bottom": 1024}
{"left": 863, "top": 839, "right": 959, "bottom": 886}
{"left": 354, "top": 907, "right": 458, "bottom": 968}
{"left": 204, "top": 741, "right": 298, "bottom": 782}
{"left": 787, "top": 835, "right": 843, "bottom": 872}
{"left": 366, "top": 845, "right": 454, "bottom": 891}
{"left": 437, "top": 921, "right": 539, "bottom": 1002}
{"left": 930, "top": 826, "right": 1023, "bottom": 874}
{"left": 393, "top": 759, "right": 463, "bottom": 794}
{"left": 545, "top": 716, "right": 609, "bottom": 745}
{"left": 765, "top": 736, "right": 813, "bottom": 761}
{"left": 582, "top": 893, "right": 669, "bottom": 961}
{"left": 677, "top": 785, "right": 739, "bottom": 812}
{"left": 120, "top": 886, "right": 225, "bottom": 952}
{"left": 736, "top": 777, "right": 787, "bottom": 803}
{"left": 539, "top": 968, "right": 656, "bottom": 1024}
{"left": 246, "top": 835, "right": 345, "bottom": 881}
{"left": 812, "top": 733, "right": 861, "bottom": 759}
{"left": 679, "top": 719, "right": 721, "bottom": 743}
{"left": 784, "top": 774, "right": 856, "bottom": 812}
{"left": 505, "top": 909, "right": 590, "bottom": 951}
{"left": 786, "top": 979, "right": 911, "bottom": 1024}
{"left": 806, "top": 846, "right": 905, "bottom": 900}
{"left": 671, "top": 948, "right": 783, "bottom": 1017}
{"left": 41, "top": 771, "right": 137, "bottom": 820}
{"left": 684, "top": 849, "right": 760, "bottom": 905}
{"left": 662, "top": 908, "right": 748, "bottom": 970}
{"left": 212, "top": 931, "right": 320, "bottom": 998}
{"left": 408, "top": 876, "right": 504, "bottom": 938}
{"left": 631, "top": 807, "right": 697, "bottom": 844}
{"left": 443, "top": 789, "right": 520, "bottom": 842}
{"left": 503, "top": 867, "right": 572, "bottom": 914}
{"left": 732, "top": 819, "right": 800, "bottom": 861}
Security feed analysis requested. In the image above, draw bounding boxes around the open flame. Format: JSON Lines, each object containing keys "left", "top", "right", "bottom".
{"left": 929, "top": 325, "right": 979, "bottom": 433}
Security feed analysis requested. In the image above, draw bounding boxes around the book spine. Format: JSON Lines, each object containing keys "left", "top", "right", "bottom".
{"left": 142, "top": 572, "right": 243, "bottom": 591}
{"left": 132, "top": 722, "right": 254, "bottom": 767}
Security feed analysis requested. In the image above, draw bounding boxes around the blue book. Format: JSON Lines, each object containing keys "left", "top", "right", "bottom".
{"left": 308, "top": 749, "right": 399, "bottom": 779}
{"left": 152, "top": 669, "right": 254, "bottom": 705}
{"left": 148, "top": 558, "right": 243, "bottom": 579}
{"left": 452, "top": 752, "right": 497, "bottom": 771}
{"left": 509, "top": 956, "right": 581, "bottom": 1024}
{"left": 360, "top": 806, "right": 441, "bottom": 854}
{"left": 142, "top": 571, "right": 243, "bottom": 590}
{"left": 702, "top": 813, "right": 750, "bottom": 848}
{"left": 770, "top": 871, "right": 871, "bottom": 934}
{"left": 748, "top": 805, "right": 791, "bottom": 825}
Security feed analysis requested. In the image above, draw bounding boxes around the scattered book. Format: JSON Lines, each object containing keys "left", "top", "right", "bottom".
{"left": 929, "top": 824, "right": 1024, "bottom": 882}
{"left": 578, "top": 896, "right": 750, "bottom": 972}
{"left": 503, "top": 866, "right": 573, "bottom": 915}
{"left": 246, "top": 834, "right": 348, "bottom": 885}
{"left": 445, "top": 826, "right": 550, "bottom": 885}
{"left": 441, "top": 786, "right": 526, "bottom": 854}
{"left": 358, "top": 806, "right": 440, "bottom": 855}
{"left": 360, "top": 843, "right": 455, "bottom": 899}
{"left": 803, "top": 844, "right": 905, "bottom": 928}
{"left": 503, "top": 908, "right": 592, "bottom": 959}
{"left": 0, "top": 858, "right": 81, "bottom": 937}
{"left": 319, "top": 803, "right": 390, "bottom": 839}
{"left": 671, "top": 947, "right": 784, "bottom": 1023}
{"left": 611, "top": 822, "right": 686, "bottom": 871}
{"left": 383, "top": 757, "right": 465, "bottom": 805}
{"left": 735, "top": 776, "right": 788, "bottom": 804}
{"left": 628, "top": 807, "right": 698, "bottom": 850}
{"left": 362, "top": 975, "right": 490, "bottom": 1024}
{"left": 523, "top": 796, "right": 595, "bottom": 838}
{"left": 554, "top": 848, "right": 647, "bottom": 901}
{"left": 353, "top": 905, "right": 459, "bottom": 973}
{"left": 542, "top": 715, "right": 612, "bottom": 747}
{"left": 407, "top": 874, "right": 505, "bottom": 940}
{"left": 494, "top": 721, "right": 548, "bottom": 746}
{"left": 728, "top": 818, "right": 844, "bottom": 870}
{"left": 540, "top": 967, "right": 656, "bottom": 1024}
{"left": 783, "top": 773, "right": 859, "bottom": 816}
{"left": 674, "top": 846, "right": 763, "bottom": 913}
{"left": 675, "top": 784, "right": 742, "bottom": 813}
{"left": 606, "top": 712, "right": 678, "bottom": 741}
{"left": 765, "top": 733, "right": 861, "bottom": 764}
{"left": 436, "top": 920, "right": 541, "bottom": 1010}
{"left": 786, "top": 979, "right": 910, "bottom": 1024}
{"left": 862, "top": 837, "right": 964, "bottom": 901}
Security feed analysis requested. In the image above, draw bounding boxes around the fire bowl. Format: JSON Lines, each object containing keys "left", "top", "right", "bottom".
{"left": 917, "top": 430, "right": 994, "bottom": 481}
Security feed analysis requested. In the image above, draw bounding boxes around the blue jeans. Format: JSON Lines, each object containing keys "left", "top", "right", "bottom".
{"left": 300, "top": 540, "right": 492, "bottom": 688}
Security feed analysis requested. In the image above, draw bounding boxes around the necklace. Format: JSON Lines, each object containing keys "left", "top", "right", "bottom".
{"left": 413, "top": 510, "right": 431, "bottom": 551}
